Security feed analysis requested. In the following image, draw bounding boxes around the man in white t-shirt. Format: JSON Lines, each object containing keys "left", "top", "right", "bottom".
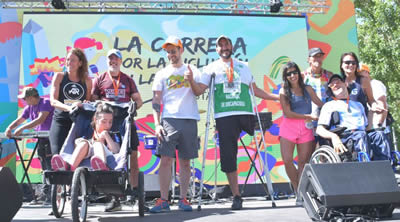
{"left": 360, "top": 64, "right": 391, "bottom": 160}
{"left": 150, "top": 36, "right": 202, "bottom": 213}
{"left": 189, "top": 35, "right": 279, "bottom": 210}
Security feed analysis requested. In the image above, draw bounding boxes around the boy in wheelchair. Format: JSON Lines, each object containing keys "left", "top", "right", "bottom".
{"left": 316, "top": 74, "right": 370, "bottom": 162}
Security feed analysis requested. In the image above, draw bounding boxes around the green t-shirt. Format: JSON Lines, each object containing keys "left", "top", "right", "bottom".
{"left": 201, "top": 59, "right": 254, "bottom": 118}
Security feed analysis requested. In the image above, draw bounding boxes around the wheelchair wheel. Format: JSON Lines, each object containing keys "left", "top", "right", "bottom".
{"left": 51, "top": 184, "right": 66, "bottom": 218}
{"left": 310, "top": 145, "right": 341, "bottom": 164}
{"left": 71, "top": 167, "right": 88, "bottom": 222}
{"left": 138, "top": 171, "right": 145, "bottom": 217}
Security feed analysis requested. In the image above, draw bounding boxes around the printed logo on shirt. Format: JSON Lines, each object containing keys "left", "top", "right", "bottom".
{"left": 166, "top": 75, "right": 189, "bottom": 89}
{"left": 351, "top": 88, "right": 359, "bottom": 95}
{"left": 63, "top": 82, "right": 84, "bottom": 100}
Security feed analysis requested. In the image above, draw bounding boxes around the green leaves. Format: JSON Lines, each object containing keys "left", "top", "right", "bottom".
{"left": 355, "top": 0, "right": 400, "bottom": 134}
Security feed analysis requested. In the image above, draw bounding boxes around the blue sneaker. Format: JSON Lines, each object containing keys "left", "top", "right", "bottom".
{"left": 149, "top": 198, "right": 170, "bottom": 213}
{"left": 178, "top": 198, "right": 192, "bottom": 211}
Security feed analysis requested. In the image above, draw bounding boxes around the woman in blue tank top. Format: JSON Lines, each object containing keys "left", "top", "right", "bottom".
{"left": 340, "top": 52, "right": 377, "bottom": 113}
{"left": 278, "top": 61, "right": 323, "bottom": 205}
{"left": 49, "top": 48, "right": 92, "bottom": 155}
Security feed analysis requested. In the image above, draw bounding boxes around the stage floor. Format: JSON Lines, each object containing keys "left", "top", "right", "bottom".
{"left": 13, "top": 197, "right": 400, "bottom": 222}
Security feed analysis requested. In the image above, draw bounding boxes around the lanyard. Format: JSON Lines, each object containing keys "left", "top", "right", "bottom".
{"left": 225, "top": 58, "right": 234, "bottom": 83}
{"left": 333, "top": 96, "right": 351, "bottom": 112}
{"left": 108, "top": 71, "right": 121, "bottom": 97}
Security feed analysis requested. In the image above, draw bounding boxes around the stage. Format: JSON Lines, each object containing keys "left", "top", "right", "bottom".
{"left": 13, "top": 197, "right": 400, "bottom": 222}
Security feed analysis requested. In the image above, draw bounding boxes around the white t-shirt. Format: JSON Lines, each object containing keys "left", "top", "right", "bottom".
{"left": 200, "top": 58, "right": 255, "bottom": 119}
{"left": 369, "top": 79, "right": 387, "bottom": 127}
{"left": 152, "top": 64, "right": 201, "bottom": 120}
{"left": 318, "top": 99, "right": 367, "bottom": 131}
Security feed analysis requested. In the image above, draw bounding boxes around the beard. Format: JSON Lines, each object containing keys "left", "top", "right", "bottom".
{"left": 169, "top": 56, "right": 179, "bottom": 64}
{"left": 218, "top": 49, "right": 232, "bottom": 60}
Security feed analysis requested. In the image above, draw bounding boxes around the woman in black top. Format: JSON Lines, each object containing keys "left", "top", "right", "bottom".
{"left": 49, "top": 48, "right": 92, "bottom": 155}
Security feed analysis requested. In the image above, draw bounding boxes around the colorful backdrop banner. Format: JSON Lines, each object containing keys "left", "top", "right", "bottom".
{"left": 19, "top": 12, "right": 309, "bottom": 184}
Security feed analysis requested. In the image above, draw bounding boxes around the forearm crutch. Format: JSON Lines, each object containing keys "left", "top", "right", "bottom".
{"left": 197, "top": 73, "right": 216, "bottom": 211}
{"left": 249, "top": 83, "right": 277, "bottom": 208}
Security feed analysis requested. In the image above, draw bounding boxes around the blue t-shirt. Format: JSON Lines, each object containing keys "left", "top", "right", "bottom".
{"left": 318, "top": 99, "right": 367, "bottom": 131}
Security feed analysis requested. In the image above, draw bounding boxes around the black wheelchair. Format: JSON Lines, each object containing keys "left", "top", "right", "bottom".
{"left": 310, "top": 112, "right": 371, "bottom": 164}
{"left": 43, "top": 101, "right": 145, "bottom": 222}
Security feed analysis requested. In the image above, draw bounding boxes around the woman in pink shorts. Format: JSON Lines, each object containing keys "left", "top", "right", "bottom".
{"left": 279, "top": 61, "right": 323, "bottom": 202}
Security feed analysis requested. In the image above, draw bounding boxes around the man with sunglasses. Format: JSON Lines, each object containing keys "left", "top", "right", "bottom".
{"left": 189, "top": 35, "right": 279, "bottom": 210}
{"left": 316, "top": 74, "right": 369, "bottom": 160}
{"left": 150, "top": 36, "right": 202, "bottom": 213}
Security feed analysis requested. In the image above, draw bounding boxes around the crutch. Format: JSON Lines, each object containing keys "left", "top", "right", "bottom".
{"left": 249, "top": 82, "right": 277, "bottom": 208}
{"left": 197, "top": 73, "right": 216, "bottom": 211}
{"left": 211, "top": 128, "right": 219, "bottom": 202}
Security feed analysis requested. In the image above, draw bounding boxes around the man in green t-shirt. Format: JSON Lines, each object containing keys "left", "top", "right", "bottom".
{"left": 188, "top": 35, "right": 279, "bottom": 210}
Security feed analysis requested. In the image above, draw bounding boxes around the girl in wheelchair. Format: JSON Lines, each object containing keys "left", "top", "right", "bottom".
{"left": 51, "top": 103, "right": 121, "bottom": 171}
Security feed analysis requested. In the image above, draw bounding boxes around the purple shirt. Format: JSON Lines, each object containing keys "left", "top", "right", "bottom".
{"left": 21, "top": 98, "right": 54, "bottom": 131}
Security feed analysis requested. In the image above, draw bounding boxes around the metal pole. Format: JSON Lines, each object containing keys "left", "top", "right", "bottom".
{"left": 249, "top": 83, "right": 276, "bottom": 207}
{"left": 197, "top": 73, "right": 215, "bottom": 211}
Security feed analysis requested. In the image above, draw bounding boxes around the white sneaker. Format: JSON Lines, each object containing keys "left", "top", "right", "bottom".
{"left": 295, "top": 196, "right": 303, "bottom": 207}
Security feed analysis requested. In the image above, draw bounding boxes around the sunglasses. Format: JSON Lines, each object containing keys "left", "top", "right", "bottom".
{"left": 165, "top": 49, "right": 177, "bottom": 55}
{"left": 286, "top": 71, "right": 299, "bottom": 76}
{"left": 343, "top": 60, "right": 357, "bottom": 65}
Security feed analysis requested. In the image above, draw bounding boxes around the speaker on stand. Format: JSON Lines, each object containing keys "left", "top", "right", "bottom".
{"left": 298, "top": 161, "right": 400, "bottom": 221}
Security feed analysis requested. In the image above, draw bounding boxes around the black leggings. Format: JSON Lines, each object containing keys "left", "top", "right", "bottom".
{"left": 49, "top": 116, "right": 73, "bottom": 154}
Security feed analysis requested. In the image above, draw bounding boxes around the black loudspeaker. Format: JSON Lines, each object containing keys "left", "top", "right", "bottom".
{"left": 0, "top": 167, "right": 23, "bottom": 222}
{"left": 299, "top": 161, "right": 400, "bottom": 221}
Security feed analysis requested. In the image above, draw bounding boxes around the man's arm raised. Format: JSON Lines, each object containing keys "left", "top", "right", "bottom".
{"left": 184, "top": 65, "right": 208, "bottom": 96}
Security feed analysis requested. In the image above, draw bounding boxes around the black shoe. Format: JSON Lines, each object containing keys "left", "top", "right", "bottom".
{"left": 105, "top": 199, "right": 122, "bottom": 212}
{"left": 48, "top": 210, "right": 54, "bottom": 216}
{"left": 231, "top": 196, "right": 243, "bottom": 210}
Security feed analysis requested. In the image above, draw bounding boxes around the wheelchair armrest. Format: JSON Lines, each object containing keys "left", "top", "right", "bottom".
{"left": 330, "top": 126, "right": 347, "bottom": 135}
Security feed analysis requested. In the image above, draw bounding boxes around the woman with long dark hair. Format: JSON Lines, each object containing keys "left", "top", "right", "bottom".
{"left": 279, "top": 61, "right": 323, "bottom": 204}
{"left": 339, "top": 52, "right": 377, "bottom": 113}
{"left": 49, "top": 48, "right": 92, "bottom": 156}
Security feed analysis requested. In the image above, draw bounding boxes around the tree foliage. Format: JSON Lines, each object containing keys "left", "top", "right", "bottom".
{"left": 355, "top": 0, "right": 400, "bottom": 141}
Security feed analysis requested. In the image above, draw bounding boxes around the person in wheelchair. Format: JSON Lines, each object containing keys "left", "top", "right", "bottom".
{"left": 51, "top": 103, "right": 120, "bottom": 171}
{"left": 316, "top": 74, "right": 369, "bottom": 161}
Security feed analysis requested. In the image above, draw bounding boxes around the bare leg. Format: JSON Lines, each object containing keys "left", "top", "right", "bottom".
{"left": 158, "top": 156, "right": 173, "bottom": 200}
{"left": 93, "top": 142, "right": 106, "bottom": 163}
{"left": 296, "top": 141, "right": 314, "bottom": 189}
{"left": 130, "top": 151, "right": 139, "bottom": 188}
{"left": 226, "top": 171, "right": 240, "bottom": 196}
{"left": 70, "top": 142, "right": 89, "bottom": 170}
{"left": 280, "top": 137, "right": 299, "bottom": 191}
{"left": 178, "top": 158, "right": 191, "bottom": 199}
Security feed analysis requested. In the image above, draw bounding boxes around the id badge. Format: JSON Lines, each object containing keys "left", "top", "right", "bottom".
{"left": 223, "top": 80, "right": 241, "bottom": 94}
{"left": 64, "top": 99, "right": 80, "bottom": 106}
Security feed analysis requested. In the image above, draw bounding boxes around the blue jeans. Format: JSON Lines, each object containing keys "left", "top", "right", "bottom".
{"left": 341, "top": 130, "right": 370, "bottom": 159}
{"left": 368, "top": 130, "right": 391, "bottom": 160}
